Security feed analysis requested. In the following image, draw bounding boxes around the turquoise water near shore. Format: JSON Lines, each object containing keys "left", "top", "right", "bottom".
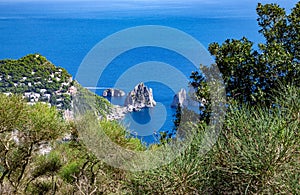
{"left": 0, "top": 4, "right": 264, "bottom": 144}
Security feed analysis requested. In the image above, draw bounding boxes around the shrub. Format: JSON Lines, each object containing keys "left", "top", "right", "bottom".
{"left": 127, "top": 85, "right": 299, "bottom": 194}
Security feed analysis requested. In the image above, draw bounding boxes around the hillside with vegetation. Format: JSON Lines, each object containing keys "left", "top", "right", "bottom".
{"left": 0, "top": 2, "right": 299, "bottom": 194}
{"left": 0, "top": 54, "right": 74, "bottom": 110}
{"left": 0, "top": 55, "right": 144, "bottom": 194}
{"left": 0, "top": 54, "right": 112, "bottom": 119}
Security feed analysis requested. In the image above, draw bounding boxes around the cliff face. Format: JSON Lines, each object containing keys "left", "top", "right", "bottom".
{"left": 124, "top": 82, "right": 156, "bottom": 111}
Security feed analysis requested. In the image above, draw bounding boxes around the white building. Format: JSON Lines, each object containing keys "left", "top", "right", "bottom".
{"left": 40, "top": 89, "right": 47, "bottom": 93}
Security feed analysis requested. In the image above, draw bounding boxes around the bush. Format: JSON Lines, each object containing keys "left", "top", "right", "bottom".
{"left": 59, "top": 161, "right": 82, "bottom": 183}
{"left": 127, "top": 85, "right": 299, "bottom": 194}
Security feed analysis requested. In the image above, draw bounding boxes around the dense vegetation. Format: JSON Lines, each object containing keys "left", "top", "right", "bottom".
{"left": 129, "top": 86, "right": 299, "bottom": 194}
{"left": 72, "top": 82, "right": 112, "bottom": 118}
{"left": 0, "top": 94, "right": 144, "bottom": 194}
{"left": 0, "top": 2, "right": 299, "bottom": 194}
{"left": 0, "top": 54, "right": 71, "bottom": 93}
{"left": 0, "top": 87, "right": 298, "bottom": 194}
{"left": 0, "top": 54, "right": 73, "bottom": 109}
{"left": 191, "top": 2, "right": 300, "bottom": 107}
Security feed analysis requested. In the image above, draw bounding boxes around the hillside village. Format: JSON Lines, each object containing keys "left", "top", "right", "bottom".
{"left": 0, "top": 54, "right": 81, "bottom": 155}
{"left": 0, "top": 54, "right": 77, "bottom": 116}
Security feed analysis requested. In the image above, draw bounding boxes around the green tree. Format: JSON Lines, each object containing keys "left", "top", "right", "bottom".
{"left": 0, "top": 94, "right": 67, "bottom": 194}
{"left": 192, "top": 2, "right": 300, "bottom": 107}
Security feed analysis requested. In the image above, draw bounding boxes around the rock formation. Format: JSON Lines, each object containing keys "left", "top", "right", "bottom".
{"left": 171, "top": 88, "right": 187, "bottom": 108}
{"left": 124, "top": 83, "right": 156, "bottom": 111}
{"left": 103, "top": 88, "right": 125, "bottom": 97}
{"left": 106, "top": 105, "right": 128, "bottom": 120}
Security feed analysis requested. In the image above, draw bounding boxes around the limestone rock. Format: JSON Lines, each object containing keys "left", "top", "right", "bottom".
{"left": 171, "top": 88, "right": 187, "bottom": 108}
{"left": 103, "top": 88, "right": 125, "bottom": 97}
{"left": 124, "top": 83, "right": 156, "bottom": 110}
{"left": 106, "top": 105, "right": 128, "bottom": 121}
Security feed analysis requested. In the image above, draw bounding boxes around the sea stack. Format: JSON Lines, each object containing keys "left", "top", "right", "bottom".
{"left": 103, "top": 88, "right": 126, "bottom": 97}
{"left": 124, "top": 82, "right": 156, "bottom": 111}
{"left": 171, "top": 88, "right": 187, "bottom": 108}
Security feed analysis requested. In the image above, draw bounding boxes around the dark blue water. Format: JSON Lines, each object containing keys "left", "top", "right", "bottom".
{"left": 0, "top": 2, "right": 266, "bottom": 144}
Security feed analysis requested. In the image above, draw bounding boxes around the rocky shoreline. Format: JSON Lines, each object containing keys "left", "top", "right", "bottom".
{"left": 106, "top": 105, "right": 128, "bottom": 120}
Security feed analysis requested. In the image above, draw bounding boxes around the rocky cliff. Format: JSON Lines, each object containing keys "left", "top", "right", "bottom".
{"left": 124, "top": 82, "right": 156, "bottom": 111}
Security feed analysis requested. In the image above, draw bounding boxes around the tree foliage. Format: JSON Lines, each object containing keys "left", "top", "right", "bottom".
{"left": 192, "top": 2, "right": 300, "bottom": 106}
{"left": 0, "top": 94, "right": 67, "bottom": 194}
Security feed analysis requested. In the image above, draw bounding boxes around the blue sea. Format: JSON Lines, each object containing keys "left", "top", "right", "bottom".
{"left": 0, "top": 1, "right": 266, "bottom": 144}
